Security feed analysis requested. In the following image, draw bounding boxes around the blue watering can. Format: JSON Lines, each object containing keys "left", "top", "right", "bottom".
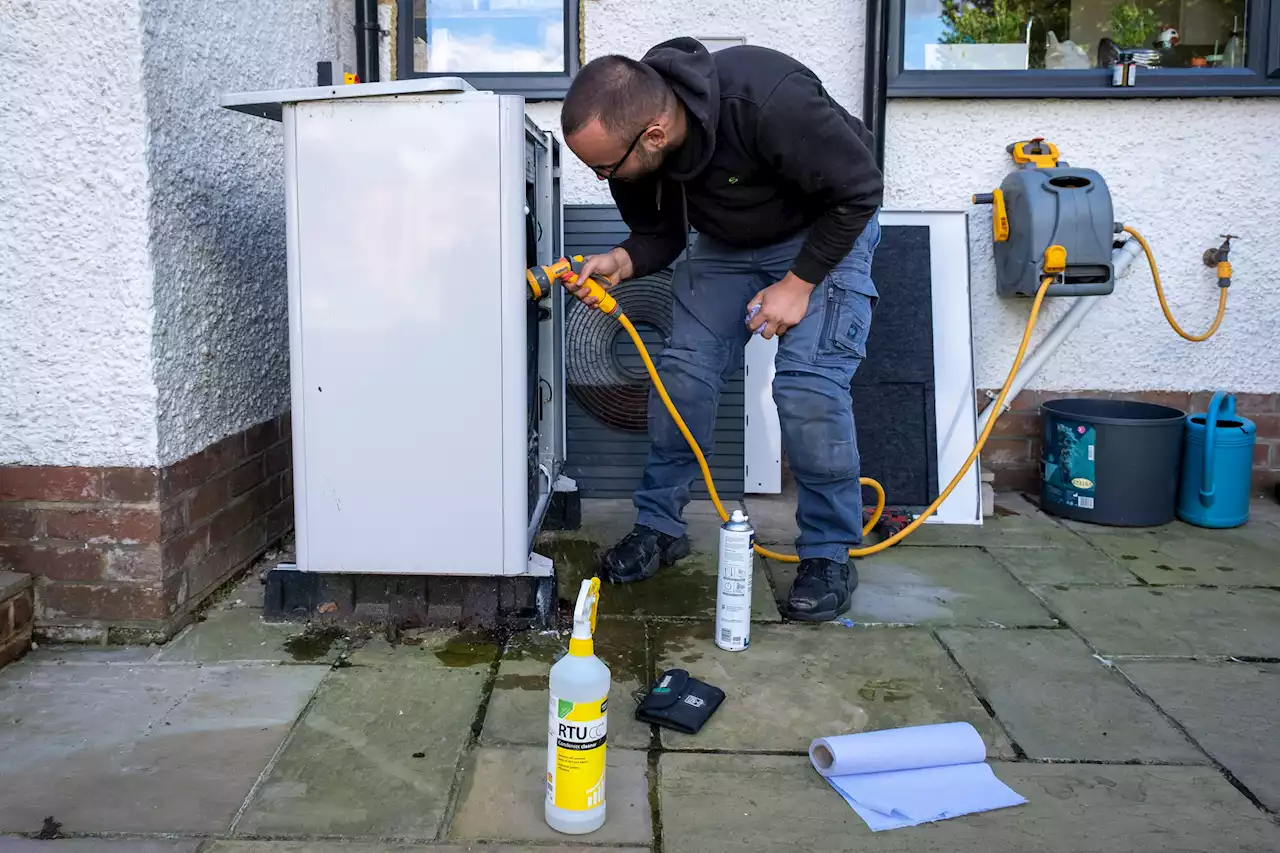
{"left": 1176, "top": 391, "right": 1256, "bottom": 528}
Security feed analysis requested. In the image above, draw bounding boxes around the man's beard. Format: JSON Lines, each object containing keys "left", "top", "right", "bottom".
{"left": 615, "top": 144, "right": 666, "bottom": 181}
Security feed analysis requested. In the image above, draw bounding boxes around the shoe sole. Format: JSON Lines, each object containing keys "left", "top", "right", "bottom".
{"left": 605, "top": 537, "right": 692, "bottom": 585}
{"left": 783, "top": 596, "right": 851, "bottom": 622}
{"left": 784, "top": 573, "right": 859, "bottom": 622}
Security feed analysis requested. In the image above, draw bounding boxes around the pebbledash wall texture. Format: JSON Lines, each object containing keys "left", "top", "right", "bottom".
{"left": 0, "top": 1, "right": 341, "bottom": 641}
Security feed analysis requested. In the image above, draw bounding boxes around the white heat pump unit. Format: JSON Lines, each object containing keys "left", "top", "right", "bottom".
{"left": 221, "top": 78, "right": 566, "bottom": 578}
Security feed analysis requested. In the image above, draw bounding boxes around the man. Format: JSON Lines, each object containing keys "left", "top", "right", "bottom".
{"left": 559, "top": 37, "right": 882, "bottom": 621}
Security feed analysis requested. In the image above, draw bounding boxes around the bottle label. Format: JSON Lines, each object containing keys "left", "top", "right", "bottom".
{"left": 717, "top": 527, "right": 753, "bottom": 651}
{"left": 546, "top": 694, "right": 607, "bottom": 811}
{"left": 1042, "top": 419, "right": 1097, "bottom": 510}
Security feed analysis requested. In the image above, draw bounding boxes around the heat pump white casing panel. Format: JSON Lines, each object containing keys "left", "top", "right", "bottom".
{"left": 224, "top": 82, "right": 543, "bottom": 574}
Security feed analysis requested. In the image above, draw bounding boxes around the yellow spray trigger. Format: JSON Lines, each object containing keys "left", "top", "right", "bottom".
{"left": 584, "top": 576, "right": 600, "bottom": 633}
{"left": 568, "top": 576, "right": 602, "bottom": 657}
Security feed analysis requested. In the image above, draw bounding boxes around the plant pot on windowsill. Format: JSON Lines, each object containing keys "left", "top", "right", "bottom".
{"left": 925, "top": 41, "right": 1030, "bottom": 70}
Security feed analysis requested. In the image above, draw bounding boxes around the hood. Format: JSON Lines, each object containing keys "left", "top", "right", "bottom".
{"left": 641, "top": 37, "right": 719, "bottom": 181}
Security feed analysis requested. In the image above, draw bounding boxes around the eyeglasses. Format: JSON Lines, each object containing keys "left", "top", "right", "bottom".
{"left": 590, "top": 126, "right": 650, "bottom": 180}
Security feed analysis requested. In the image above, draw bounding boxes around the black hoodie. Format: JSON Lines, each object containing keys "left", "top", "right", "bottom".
{"left": 610, "top": 38, "right": 883, "bottom": 286}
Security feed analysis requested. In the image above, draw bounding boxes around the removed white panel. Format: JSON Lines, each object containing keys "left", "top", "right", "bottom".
{"left": 744, "top": 334, "right": 781, "bottom": 494}
{"left": 881, "top": 210, "right": 981, "bottom": 525}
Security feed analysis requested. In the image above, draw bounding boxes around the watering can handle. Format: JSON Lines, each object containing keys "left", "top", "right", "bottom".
{"left": 1199, "top": 391, "right": 1234, "bottom": 508}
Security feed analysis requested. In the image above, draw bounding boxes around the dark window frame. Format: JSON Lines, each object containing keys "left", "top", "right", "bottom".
{"left": 396, "top": 0, "right": 580, "bottom": 100}
{"left": 885, "top": 0, "right": 1280, "bottom": 97}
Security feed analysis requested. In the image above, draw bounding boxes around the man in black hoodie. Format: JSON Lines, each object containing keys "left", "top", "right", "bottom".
{"left": 559, "top": 38, "right": 883, "bottom": 622}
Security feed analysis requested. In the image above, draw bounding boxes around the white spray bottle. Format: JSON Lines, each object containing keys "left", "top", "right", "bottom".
{"left": 545, "top": 577, "right": 610, "bottom": 835}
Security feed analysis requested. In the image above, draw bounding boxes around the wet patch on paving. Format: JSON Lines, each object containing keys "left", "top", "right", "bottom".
{"left": 653, "top": 622, "right": 1013, "bottom": 756}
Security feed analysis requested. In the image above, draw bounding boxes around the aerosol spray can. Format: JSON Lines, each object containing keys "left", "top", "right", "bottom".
{"left": 716, "top": 509, "right": 754, "bottom": 651}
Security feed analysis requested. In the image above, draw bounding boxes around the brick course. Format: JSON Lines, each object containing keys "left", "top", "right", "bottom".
{"left": 0, "top": 412, "right": 293, "bottom": 643}
{"left": 0, "top": 572, "right": 34, "bottom": 669}
{"left": 977, "top": 389, "right": 1280, "bottom": 493}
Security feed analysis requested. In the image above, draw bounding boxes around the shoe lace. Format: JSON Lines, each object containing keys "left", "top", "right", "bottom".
{"left": 621, "top": 526, "right": 659, "bottom": 551}
{"left": 797, "top": 559, "right": 827, "bottom": 579}
{"left": 798, "top": 559, "right": 845, "bottom": 583}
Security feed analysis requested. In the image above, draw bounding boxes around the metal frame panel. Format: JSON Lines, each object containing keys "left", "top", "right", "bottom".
{"left": 498, "top": 97, "right": 530, "bottom": 575}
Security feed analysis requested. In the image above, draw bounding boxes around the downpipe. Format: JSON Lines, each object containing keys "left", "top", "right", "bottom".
{"left": 976, "top": 237, "right": 1144, "bottom": 436}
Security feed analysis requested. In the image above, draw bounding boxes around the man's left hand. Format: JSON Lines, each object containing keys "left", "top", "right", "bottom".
{"left": 747, "top": 273, "right": 816, "bottom": 339}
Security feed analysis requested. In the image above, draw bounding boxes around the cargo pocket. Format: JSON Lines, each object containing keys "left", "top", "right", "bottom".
{"left": 816, "top": 271, "right": 873, "bottom": 362}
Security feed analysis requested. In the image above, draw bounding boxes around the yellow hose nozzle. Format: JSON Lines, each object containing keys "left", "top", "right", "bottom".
{"left": 526, "top": 257, "right": 618, "bottom": 314}
{"left": 564, "top": 273, "right": 618, "bottom": 315}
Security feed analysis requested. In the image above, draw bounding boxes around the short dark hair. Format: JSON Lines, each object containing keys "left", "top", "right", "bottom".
{"left": 561, "top": 54, "right": 672, "bottom": 138}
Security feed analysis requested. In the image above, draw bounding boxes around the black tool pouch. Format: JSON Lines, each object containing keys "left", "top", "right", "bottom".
{"left": 634, "top": 669, "right": 725, "bottom": 735}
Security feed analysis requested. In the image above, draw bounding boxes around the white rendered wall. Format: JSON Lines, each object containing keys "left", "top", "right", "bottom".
{"left": 144, "top": 0, "right": 342, "bottom": 465}
{"left": 884, "top": 98, "right": 1280, "bottom": 394}
{"left": 0, "top": 0, "right": 159, "bottom": 467}
{"left": 1, "top": 0, "right": 341, "bottom": 468}
{"left": 527, "top": 0, "right": 868, "bottom": 205}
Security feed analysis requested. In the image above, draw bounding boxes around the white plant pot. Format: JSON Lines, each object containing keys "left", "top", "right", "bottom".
{"left": 925, "top": 43, "right": 1029, "bottom": 71}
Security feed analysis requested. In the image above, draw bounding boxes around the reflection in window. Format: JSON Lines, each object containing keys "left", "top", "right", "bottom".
{"left": 413, "top": 0, "right": 566, "bottom": 74}
{"left": 902, "top": 0, "right": 1247, "bottom": 71}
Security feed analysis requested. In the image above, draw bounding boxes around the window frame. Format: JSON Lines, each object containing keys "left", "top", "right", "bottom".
{"left": 396, "top": 0, "right": 580, "bottom": 100}
{"left": 885, "top": 0, "right": 1280, "bottom": 97}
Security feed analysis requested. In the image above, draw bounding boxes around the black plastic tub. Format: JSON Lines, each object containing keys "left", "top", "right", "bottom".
{"left": 1039, "top": 398, "right": 1186, "bottom": 527}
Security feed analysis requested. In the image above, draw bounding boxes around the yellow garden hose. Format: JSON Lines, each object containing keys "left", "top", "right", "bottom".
{"left": 1124, "top": 225, "right": 1228, "bottom": 342}
{"left": 616, "top": 273, "right": 1056, "bottom": 562}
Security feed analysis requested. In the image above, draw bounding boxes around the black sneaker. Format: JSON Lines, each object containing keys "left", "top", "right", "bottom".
{"left": 600, "top": 524, "right": 691, "bottom": 584}
{"left": 785, "top": 557, "right": 857, "bottom": 621}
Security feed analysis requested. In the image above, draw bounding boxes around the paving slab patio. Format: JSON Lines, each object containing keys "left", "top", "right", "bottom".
{"left": 654, "top": 622, "right": 1012, "bottom": 755}
{"left": 1066, "top": 523, "right": 1280, "bottom": 587}
{"left": 893, "top": 510, "right": 1087, "bottom": 549}
{"left": 0, "top": 841, "right": 201, "bottom": 852}
{"left": 659, "top": 752, "right": 1280, "bottom": 852}
{"left": 206, "top": 844, "right": 647, "bottom": 853}
{"left": 7, "top": 493, "right": 1280, "bottom": 850}
{"left": 448, "top": 747, "right": 651, "bottom": 845}
{"left": 1120, "top": 659, "right": 1280, "bottom": 811}
{"left": 982, "top": 543, "right": 1139, "bottom": 586}
{"left": 234, "top": 642, "right": 491, "bottom": 839}
{"left": 547, "top": 534, "right": 779, "bottom": 622}
{"left": 0, "top": 660, "right": 324, "bottom": 836}
{"left": 156, "top": 606, "right": 344, "bottom": 664}
{"left": 1037, "top": 586, "right": 1280, "bottom": 657}
{"left": 481, "top": 621, "right": 652, "bottom": 749}
{"left": 766, "top": 546, "right": 1057, "bottom": 627}
{"left": 937, "top": 628, "right": 1203, "bottom": 762}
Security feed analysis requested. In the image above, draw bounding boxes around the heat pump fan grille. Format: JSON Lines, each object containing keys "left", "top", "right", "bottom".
{"left": 565, "top": 270, "right": 674, "bottom": 433}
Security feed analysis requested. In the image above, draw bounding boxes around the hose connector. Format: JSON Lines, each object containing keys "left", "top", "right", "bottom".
{"left": 1202, "top": 235, "right": 1237, "bottom": 288}
{"left": 1043, "top": 244, "right": 1067, "bottom": 276}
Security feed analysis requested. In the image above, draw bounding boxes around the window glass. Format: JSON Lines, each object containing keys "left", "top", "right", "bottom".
{"left": 413, "top": 0, "right": 566, "bottom": 74}
{"left": 901, "top": 0, "right": 1248, "bottom": 71}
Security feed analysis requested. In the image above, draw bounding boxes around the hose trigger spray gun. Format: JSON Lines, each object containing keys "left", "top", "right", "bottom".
{"left": 527, "top": 256, "right": 618, "bottom": 315}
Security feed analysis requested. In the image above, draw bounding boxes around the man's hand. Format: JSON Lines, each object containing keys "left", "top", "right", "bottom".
{"left": 747, "top": 272, "right": 816, "bottom": 339}
{"left": 565, "top": 247, "right": 634, "bottom": 309}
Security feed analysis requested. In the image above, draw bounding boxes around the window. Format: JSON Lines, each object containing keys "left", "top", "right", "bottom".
{"left": 885, "top": 0, "right": 1280, "bottom": 95}
{"left": 397, "top": 0, "right": 580, "bottom": 99}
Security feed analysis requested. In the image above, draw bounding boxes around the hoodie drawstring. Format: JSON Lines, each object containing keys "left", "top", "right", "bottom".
{"left": 681, "top": 183, "right": 695, "bottom": 295}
